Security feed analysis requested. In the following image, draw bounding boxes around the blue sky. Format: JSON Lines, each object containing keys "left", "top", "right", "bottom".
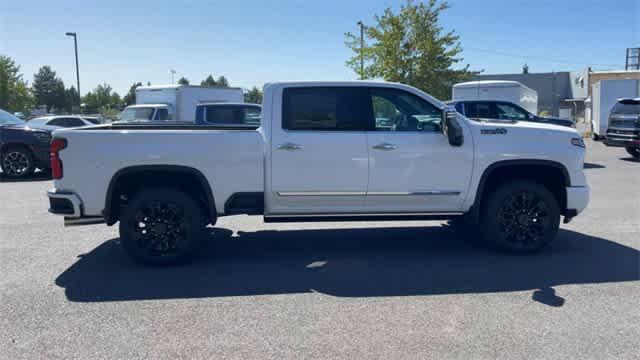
{"left": 1, "top": 0, "right": 638, "bottom": 95}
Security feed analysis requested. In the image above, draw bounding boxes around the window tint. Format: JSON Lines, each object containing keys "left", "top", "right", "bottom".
{"left": 155, "top": 108, "right": 170, "bottom": 121}
{"left": 204, "top": 105, "right": 261, "bottom": 126}
{"left": 283, "top": 87, "right": 369, "bottom": 131}
{"left": 466, "top": 102, "right": 494, "bottom": 119}
{"left": 370, "top": 88, "right": 442, "bottom": 132}
{"left": 495, "top": 103, "right": 528, "bottom": 121}
{"left": 47, "top": 118, "right": 67, "bottom": 127}
{"left": 454, "top": 102, "right": 464, "bottom": 113}
{"left": 612, "top": 100, "right": 640, "bottom": 115}
{"left": 65, "top": 118, "right": 87, "bottom": 127}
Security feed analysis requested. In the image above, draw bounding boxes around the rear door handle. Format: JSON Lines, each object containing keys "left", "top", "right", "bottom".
{"left": 277, "top": 142, "right": 303, "bottom": 151}
{"left": 372, "top": 143, "right": 397, "bottom": 151}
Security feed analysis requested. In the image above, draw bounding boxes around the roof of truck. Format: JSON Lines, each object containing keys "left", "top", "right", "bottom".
{"left": 136, "top": 84, "right": 243, "bottom": 91}
{"left": 197, "top": 102, "right": 261, "bottom": 107}
{"left": 454, "top": 80, "right": 527, "bottom": 88}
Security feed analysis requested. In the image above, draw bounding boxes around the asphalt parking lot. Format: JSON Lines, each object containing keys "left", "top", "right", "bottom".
{"left": 1, "top": 140, "right": 639, "bottom": 359}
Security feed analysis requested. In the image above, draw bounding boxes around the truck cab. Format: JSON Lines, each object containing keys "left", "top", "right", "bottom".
{"left": 119, "top": 104, "right": 173, "bottom": 122}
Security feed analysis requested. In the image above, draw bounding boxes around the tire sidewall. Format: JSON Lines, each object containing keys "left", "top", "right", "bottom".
{"left": 626, "top": 147, "right": 640, "bottom": 159}
{"left": 1, "top": 147, "right": 35, "bottom": 178}
{"left": 482, "top": 181, "right": 560, "bottom": 253}
{"left": 119, "top": 188, "right": 203, "bottom": 266}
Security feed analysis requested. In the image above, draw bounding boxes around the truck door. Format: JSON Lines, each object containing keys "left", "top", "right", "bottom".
{"left": 267, "top": 86, "right": 370, "bottom": 215}
{"left": 364, "top": 87, "right": 474, "bottom": 212}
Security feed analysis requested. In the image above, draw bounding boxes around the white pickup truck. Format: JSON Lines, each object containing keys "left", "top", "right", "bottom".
{"left": 47, "top": 81, "right": 590, "bottom": 265}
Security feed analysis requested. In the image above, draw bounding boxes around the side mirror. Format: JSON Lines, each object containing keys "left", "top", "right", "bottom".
{"left": 442, "top": 106, "right": 464, "bottom": 147}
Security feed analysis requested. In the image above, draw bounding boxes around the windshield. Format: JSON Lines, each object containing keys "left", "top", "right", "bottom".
{"left": 0, "top": 109, "right": 26, "bottom": 125}
{"left": 611, "top": 100, "right": 640, "bottom": 115}
{"left": 119, "top": 107, "right": 155, "bottom": 122}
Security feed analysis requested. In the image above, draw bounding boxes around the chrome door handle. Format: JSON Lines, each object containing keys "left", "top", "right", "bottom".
{"left": 277, "top": 142, "right": 303, "bottom": 151}
{"left": 372, "top": 143, "right": 397, "bottom": 151}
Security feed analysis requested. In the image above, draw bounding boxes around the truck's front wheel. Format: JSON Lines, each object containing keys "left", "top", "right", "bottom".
{"left": 482, "top": 181, "right": 560, "bottom": 253}
{"left": 119, "top": 188, "right": 204, "bottom": 266}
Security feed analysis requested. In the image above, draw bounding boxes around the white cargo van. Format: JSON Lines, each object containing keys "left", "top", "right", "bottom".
{"left": 452, "top": 80, "right": 538, "bottom": 115}
{"left": 590, "top": 79, "right": 640, "bottom": 140}
{"left": 119, "top": 85, "right": 244, "bottom": 122}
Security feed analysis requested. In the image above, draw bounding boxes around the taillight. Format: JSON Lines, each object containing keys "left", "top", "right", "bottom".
{"left": 50, "top": 138, "right": 67, "bottom": 179}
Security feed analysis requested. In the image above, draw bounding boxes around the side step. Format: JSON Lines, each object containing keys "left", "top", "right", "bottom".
{"left": 64, "top": 216, "right": 106, "bottom": 227}
{"left": 264, "top": 213, "right": 463, "bottom": 223}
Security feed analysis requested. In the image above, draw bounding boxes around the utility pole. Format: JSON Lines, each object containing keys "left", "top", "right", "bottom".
{"left": 357, "top": 21, "right": 365, "bottom": 80}
{"left": 65, "top": 32, "right": 81, "bottom": 106}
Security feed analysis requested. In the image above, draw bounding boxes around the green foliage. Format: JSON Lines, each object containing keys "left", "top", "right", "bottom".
{"left": 82, "top": 83, "right": 121, "bottom": 114}
{"left": 200, "top": 74, "right": 231, "bottom": 88}
{"left": 64, "top": 86, "right": 80, "bottom": 113}
{"left": 344, "top": 0, "right": 478, "bottom": 100}
{"left": 244, "top": 86, "right": 263, "bottom": 104}
{"left": 177, "top": 77, "right": 190, "bottom": 86}
{"left": 200, "top": 75, "right": 218, "bottom": 87}
{"left": 0, "top": 55, "right": 34, "bottom": 113}
{"left": 123, "top": 82, "right": 143, "bottom": 106}
{"left": 32, "top": 65, "right": 66, "bottom": 112}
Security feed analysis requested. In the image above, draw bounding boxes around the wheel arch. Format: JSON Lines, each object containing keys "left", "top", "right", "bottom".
{"left": 104, "top": 165, "right": 216, "bottom": 226}
{"left": 469, "top": 159, "right": 571, "bottom": 220}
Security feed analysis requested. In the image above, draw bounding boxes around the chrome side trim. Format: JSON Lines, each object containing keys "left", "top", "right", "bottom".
{"left": 266, "top": 212, "right": 464, "bottom": 217}
{"left": 277, "top": 191, "right": 461, "bottom": 196}
{"left": 277, "top": 192, "right": 365, "bottom": 196}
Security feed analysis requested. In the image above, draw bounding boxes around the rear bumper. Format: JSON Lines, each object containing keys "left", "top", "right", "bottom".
{"left": 566, "top": 185, "right": 590, "bottom": 216}
{"left": 48, "top": 189, "right": 82, "bottom": 217}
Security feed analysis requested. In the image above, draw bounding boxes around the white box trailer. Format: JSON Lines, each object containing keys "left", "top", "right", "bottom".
{"left": 591, "top": 79, "right": 640, "bottom": 139}
{"left": 452, "top": 80, "right": 538, "bottom": 115}
{"left": 121, "top": 85, "right": 244, "bottom": 122}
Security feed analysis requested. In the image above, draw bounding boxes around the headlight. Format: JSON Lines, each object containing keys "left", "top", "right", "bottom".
{"left": 32, "top": 131, "right": 52, "bottom": 143}
{"left": 571, "top": 137, "right": 585, "bottom": 148}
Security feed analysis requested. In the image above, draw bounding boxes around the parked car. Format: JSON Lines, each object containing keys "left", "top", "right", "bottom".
{"left": 195, "top": 103, "right": 261, "bottom": 127}
{"left": 448, "top": 100, "right": 575, "bottom": 128}
{"left": 603, "top": 98, "right": 640, "bottom": 159}
{"left": 0, "top": 109, "right": 52, "bottom": 178}
{"left": 47, "top": 81, "right": 589, "bottom": 265}
{"left": 27, "top": 115, "right": 94, "bottom": 131}
{"left": 591, "top": 79, "right": 640, "bottom": 140}
{"left": 452, "top": 80, "right": 538, "bottom": 115}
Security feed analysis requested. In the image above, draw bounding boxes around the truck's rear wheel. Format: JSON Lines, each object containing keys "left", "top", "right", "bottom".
{"left": 626, "top": 147, "right": 640, "bottom": 159}
{"left": 119, "top": 188, "right": 203, "bottom": 266}
{"left": 482, "top": 180, "right": 560, "bottom": 253}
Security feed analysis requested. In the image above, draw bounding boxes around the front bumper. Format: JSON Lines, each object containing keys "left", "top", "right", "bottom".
{"left": 566, "top": 185, "right": 590, "bottom": 216}
{"left": 604, "top": 137, "right": 640, "bottom": 148}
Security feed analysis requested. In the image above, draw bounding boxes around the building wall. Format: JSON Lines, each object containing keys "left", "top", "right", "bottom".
{"left": 588, "top": 70, "right": 640, "bottom": 97}
{"left": 474, "top": 72, "right": 572, "bottom": 116}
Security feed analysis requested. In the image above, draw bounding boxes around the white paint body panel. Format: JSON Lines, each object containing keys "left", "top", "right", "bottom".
{"left": 52, "top": 81, "right": 589, "bottom": 221}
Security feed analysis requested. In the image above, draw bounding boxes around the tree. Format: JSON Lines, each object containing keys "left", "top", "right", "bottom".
{"left": 64, "top": 86, "right": 80, "bottom": 113}
{"left": 177, "top": 77, "right": 190, "bottom": 86}
{"left": 32, "top": 65, "right": 66, "bottom": 112}
{"left": 344, "top": 0, "right": 477, "bottom": 100}
{"left": 244, "top": 86, "right": 263, "bottom": 104}
{"left": 200, "top": 75, "right": 217, "bottom": 87}
{"left": 522, "top": 63, "right": 529, "bottom": 74}
{"left": 216, "top": 76, "right": 229, "bottom": 87}
{"left": 0, "top": 55, "right": 34, "bottom": 113}
{"left": 123, "top": 82, "right": 143, "bottom": 106}
{"left": 82, "top": 83, "right": 120, "bottom": 113}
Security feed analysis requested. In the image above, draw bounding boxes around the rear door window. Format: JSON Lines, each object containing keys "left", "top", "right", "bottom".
{"left": 154, "top": 108, "right": 170, "bottom": 121}
{"left": 466, "top": 102, "right": 495, "bottom": 119}
{"left": 282, "top": 87, "right": 370, "bottom": 131}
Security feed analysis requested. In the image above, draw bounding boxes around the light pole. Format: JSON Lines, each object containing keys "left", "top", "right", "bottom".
{"left": 65, "top": 32, "right": 80, "bottom": 106}
{"left": 169, "top": 69, "right": 176, "bottom": 84}
{"left": 357, "top": 21, "right": 365, "bottom": 80}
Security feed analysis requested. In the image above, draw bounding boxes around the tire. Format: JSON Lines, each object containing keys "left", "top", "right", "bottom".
{"left": 119, "top": 187, "right": 204, "bottom": 266}
{"left": 1, "top": 146, "right": 35, "bottom": 179}
{"left": 481, "top": 180, "right": 560, "bottom": 253}
{"left": 626, "top": 147, "right": 640, "bottom": 159}
{"left": 591, "top": 133, "right": 600, "bottom": 141}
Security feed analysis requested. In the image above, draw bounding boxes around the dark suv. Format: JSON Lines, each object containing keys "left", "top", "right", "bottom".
{"left": 448, "top": 100, "right": 575, "bottom": 128}
{"left": 0, "top": 109, "right": 52, "bottom": 178}
{"left": 604, "top": 98, "right": 640, "bottom": 159}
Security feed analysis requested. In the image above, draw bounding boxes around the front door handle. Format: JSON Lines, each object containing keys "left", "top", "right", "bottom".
{"left": 372, "top": 143, "right": 398, "bottom": 151}
{"left": 277, "top": 142, "right": 303, "bottom": 151}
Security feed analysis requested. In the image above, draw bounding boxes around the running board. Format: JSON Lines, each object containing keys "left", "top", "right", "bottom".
{"left": 64, "top": 216, "right": 106, "bottom": 227}
{"left": 264, "top": 212, "right": 463, "bottom": 223}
